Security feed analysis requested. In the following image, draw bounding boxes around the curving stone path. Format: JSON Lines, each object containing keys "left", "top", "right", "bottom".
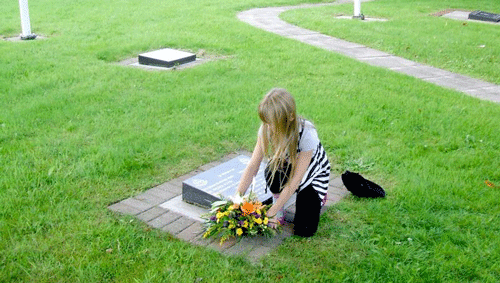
{"left": 237, "top": 1, "right": 500, "bottom": 103}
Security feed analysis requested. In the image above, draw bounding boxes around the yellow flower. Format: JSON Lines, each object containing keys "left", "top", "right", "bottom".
{"left": 228, "top": 224, "right": 235, "bottom": 229}
{"left": 243, "top": 221, "right": 248, "bottom": 228}
{"left": 216, "top": 212, "right": 224, "bottom": 219}
{"left": 263, "top": 217, "right": 269, "bottom": 225}
{"left": 255, "top": 218, "right": 263, "bottom": 225}
{"left": 236, "top": 228, "right": 243, "bottom": 236}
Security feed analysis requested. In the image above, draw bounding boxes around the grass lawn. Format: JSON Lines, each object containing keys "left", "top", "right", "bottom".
{"left": 282, "top": 0, "right": 500, "bottom": 84}
{"left": 1, "top": 0, "right": 500, "bottom": 281}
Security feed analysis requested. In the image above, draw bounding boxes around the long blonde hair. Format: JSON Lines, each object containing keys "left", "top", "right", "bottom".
{"left": 258, "top": 88, "right": 300, "bottom": 184}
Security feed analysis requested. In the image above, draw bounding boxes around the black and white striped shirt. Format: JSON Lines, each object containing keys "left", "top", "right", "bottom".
{"left": 297, "top": 120, "right": 331, "bottom": 205}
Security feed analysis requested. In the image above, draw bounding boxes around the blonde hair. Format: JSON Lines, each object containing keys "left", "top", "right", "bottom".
{"left": 258, "top": 88, "right": 300, "bottom": 187}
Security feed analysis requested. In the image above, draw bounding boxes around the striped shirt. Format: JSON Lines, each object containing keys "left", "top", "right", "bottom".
{"left": 297, "top": 120, "right": 331, "bottom": 205}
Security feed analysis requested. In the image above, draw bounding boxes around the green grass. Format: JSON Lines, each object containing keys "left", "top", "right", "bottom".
{"left": 281, "top": 0, "right": 500, "bottom": 84}
{"left": 1, "top": 0, "right": 500, "bottom": 281}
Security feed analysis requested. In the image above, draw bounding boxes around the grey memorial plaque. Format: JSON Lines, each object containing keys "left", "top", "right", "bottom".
{"left": 138, "top": 48, "right": 196, "bottom": 68}
{"left": 182, "top": 155, "right": 273, "bottom": 208}
{"left": 468, "top": 11, "right": 500, "bottom": 22}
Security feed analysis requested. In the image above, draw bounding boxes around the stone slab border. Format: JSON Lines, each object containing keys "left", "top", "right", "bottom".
{"left": 108, "top": 150, "right": 349, "bottom": 262}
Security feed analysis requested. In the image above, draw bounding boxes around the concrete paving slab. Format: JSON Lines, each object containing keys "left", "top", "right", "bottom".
{"left": 161, "top": 217, "right": 196, "bottom": 235}
{"left": 442, "top": 11, "right": 470, "bottom": 21}
{"left": 466, "top": 87, "right": 500, "bottom": 103}
{"left": 358, "top": 55, "right": 416, "bottom": 68}
{"left": 176, "top": 221, "right": 205, "bottom": 242}
{"left": 147, "top": 210, "right": 181, "bottom": 229}
{"left": 237, "top": 3, "right": 500, "bottom": 103}
{"left": 120, "top": 198, "right": 154, "bottom": 214}
{"left": 391, "top": 65, "right": 455, "bottom": 79}
{"left": 135, "top": 190, "right": 169, "bottom": 206}
{"left": 143, "top": 187, "right": 178, "bottom": 202}
{"left": 270, "top": 25, "right": 319, "bottom": 37}
{"left": 424, "top": 75, "right": 493, "bottom": 92}
{"left": 108, "top": 201, "right": 142, "bottom": 215}
{"left": 159, "top": 195, "right": 208, "bottom": 222}
{"left": 330, "top": 176, "right": 344, "bottom": 189}
{"left": 208, "top": 237, "right": 238, "bottom": 252}
{"left": 156, "top": 182, "right": 182, "bottom": 196}
{"left": 136, "top": 206, "right": 168, "bottom": 222}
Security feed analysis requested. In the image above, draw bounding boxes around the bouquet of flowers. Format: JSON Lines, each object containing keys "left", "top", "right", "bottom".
{"left": 202, "top": 187, "right": 279, "bottom": 244}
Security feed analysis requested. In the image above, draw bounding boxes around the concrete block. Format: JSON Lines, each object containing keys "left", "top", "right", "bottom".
{"left": 391, "top": 65, "right": 453, "bottom": 79}
{"left": 134, "top": 191, "right": 165, "bottom": 206}
{"left": 147, "top": 210, "right": 181, "bottom": 229}
{"left": 157, "top": 182, "right": 182, "bottom": 196}
{"left": 162, "top": 217, "right": 196, "bottom": 235}
{"left": 208, "top": 237, "right": 238, "bottom": 252}
{"left": 108, "top": 201, "right": 142, "bottom": 215}
{"left": 190, "top": 233, "right": 211, "bottom": 247}
{"left": 176, "top": 221, "right": 205, "bottom": 242}
{"left": 358, "top": 55, "right": 416, "bottom": 68}
{"left": 330, "top": 176, "right": 344, "bottom": 189}
{"left": 136, "top": 206, "right": 168, "bottom": 222}
{"left": 120, "top": 198, "right": 153, "bottom": 214}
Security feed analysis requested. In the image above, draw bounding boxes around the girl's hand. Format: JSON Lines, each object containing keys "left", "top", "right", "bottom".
{"left": 268, "top": 219, "right": 279, "bottom": 229}
{"left": 267, "top": 214, "right": 279, "bottom": 229}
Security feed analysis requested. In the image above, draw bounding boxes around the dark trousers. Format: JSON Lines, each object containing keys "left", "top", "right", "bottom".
{"left": 293, "top": 185, "right": 321, "bottom": 237}
{"left": 265, "top": 164, "right": 321, "bottom": 237}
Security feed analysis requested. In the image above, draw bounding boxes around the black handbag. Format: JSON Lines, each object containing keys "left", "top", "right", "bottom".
{"left": 341, "top": 170, "right": 386, "bottom": 198}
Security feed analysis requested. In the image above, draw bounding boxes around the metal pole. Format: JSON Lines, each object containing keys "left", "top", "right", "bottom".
{"left": 19, "top": 0, "right": 36, "bottom": 40}
{"left": 353, "top": 0, "right": 364, "bottom": 20}
{"left": 354, "top": 0, "right": 361, "bottom": 17}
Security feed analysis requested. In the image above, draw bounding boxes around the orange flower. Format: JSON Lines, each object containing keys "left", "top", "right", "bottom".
{"left": 485, "top": 180, "right": 496, "bottom": 188}
{"left": 241, "top": 202, "right": 256, "bottom": 216}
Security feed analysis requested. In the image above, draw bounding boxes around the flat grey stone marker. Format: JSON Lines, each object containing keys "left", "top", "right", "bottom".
{"left": 138, "top": 48, "right": 196, "bottom": 68}
{"left": 469, "top": 11, "right": 500, "bottom": 22}
{"left": 182, "top": 155, "right": 273, "bottom": 208}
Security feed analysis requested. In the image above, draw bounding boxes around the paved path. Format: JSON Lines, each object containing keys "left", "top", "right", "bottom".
{"left": 237, "top": 1, "right": 500, "bottom": 103}
{"left": 108, "top": 151, "right": 350, "bottom": 263}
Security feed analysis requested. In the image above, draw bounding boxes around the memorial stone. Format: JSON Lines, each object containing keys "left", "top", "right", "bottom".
{"left": 182, "top": 155, "right": 273, "bottom": 208}
{"left": 138, "top": 48, "right": 196, "bottom": 68}
{"left": 468, "top": 11, "right": 500, "bottom": 22}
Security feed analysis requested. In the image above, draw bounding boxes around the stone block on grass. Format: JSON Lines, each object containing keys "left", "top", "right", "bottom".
{"left": 177, "top": 221, "right": 205, "bottom": 242}
{"left": 162, "top": 217, "right": 196, "bottom": 235}
{"left": 108, "top": 201, "right": 142, "bottom": 216}
{"left": 121, "top": 198, "right": 154, "bottom": 214}
{"left": 136, "top": 207, "right": 168, "bottom": 222}
{"left": 147, "top": 211, "right": 182, "bottom": 229}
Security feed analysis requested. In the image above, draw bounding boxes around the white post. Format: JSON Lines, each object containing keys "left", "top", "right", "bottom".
{"left": 19, "top": 0, "right": 36, "bottom": 39}
{"left": 354, "top": 0, "right": 361, "bottom": 17}
{"left": 354, "top": 0, "right": 362, "bottom": 18}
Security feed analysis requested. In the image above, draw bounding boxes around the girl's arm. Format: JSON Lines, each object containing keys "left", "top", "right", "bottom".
{"left": 236, "top": 134, "right": 265, "bottom": 196}
{"left": 266, "top": 150, "right": 313, "bottom": 218}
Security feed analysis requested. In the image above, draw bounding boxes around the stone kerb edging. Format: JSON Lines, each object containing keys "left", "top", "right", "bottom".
{"left": 108, "top": 150, "right": 349, "bottom": 262}
{"left": 237, "top": 1, "right": 500, "bottom": 103}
